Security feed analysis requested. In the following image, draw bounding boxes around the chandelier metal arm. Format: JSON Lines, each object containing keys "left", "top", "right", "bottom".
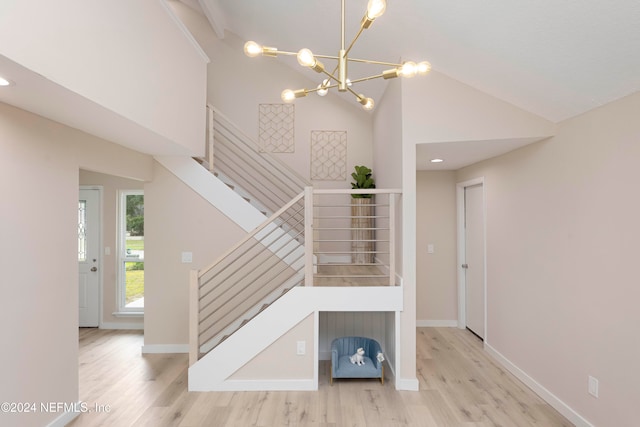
{"left": 345, "top": 26, "right": 366, "bottom": 58}
{"left": 243, "top": 0, "right": 432, "bottom": 110}
{"left": 347, "top": 73, "right": 386, "bottom": 85}
{"left": 345, "top": 57, "right": 402, "bottom": 67}
{"left": 303, "top": 54, "right": 402, "bottom": 69}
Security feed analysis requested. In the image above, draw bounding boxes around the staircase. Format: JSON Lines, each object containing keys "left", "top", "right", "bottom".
{"left": 162, "top": 106, "right": 402, "bottom": 391}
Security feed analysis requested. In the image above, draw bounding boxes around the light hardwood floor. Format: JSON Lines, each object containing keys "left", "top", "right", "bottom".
{"left": 68, "top": 327, "right": 572, "bottom": 426}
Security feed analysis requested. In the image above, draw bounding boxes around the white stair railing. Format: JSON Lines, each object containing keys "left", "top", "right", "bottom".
{"left": 312, "top": 189, "right": 402, "bottom": 287}
{"left": 205, "top": 105, "right": 310, "bottom": 215}
{"left": 190, "top": 191, "right": 307, "bottom": 365}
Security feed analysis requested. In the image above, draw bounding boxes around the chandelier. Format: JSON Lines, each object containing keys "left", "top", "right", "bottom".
{"left": 243, "top": 0, "right": 431, "bottom": 111}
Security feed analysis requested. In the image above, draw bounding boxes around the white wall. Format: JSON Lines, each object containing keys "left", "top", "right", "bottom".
{"left": 144, "top": 161, "right": 247, "bottom": 347}
{"left": 416, "top": 171, "right": 458, "bottom": 325}
{"left": 0, "top": 101, "right": 152, "bottom": 427}
{"left": 456, "top": 91, "right": 640, "bottom": 427}
{"left": 0, "top": 0, "right": 207, "bottom": 155}
{"left": 231, "top": 314, "right": 315, "bottom": 379}
{"left": 401, "top": 70, "right": 556, "bottom": 144}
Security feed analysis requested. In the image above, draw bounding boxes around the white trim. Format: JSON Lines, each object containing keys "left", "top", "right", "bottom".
{"left": 456, "top": 177, "right": 487, "bottom": 341}
{"left": 142, "top": 344, "right": 189, "bottom": 354}
{"left": 111, "top": 311, "right": 144, "bottom": 318}
{"left": 313, "top": 310, "right": 320, "bottom": 389}
{"left": 416, "top": 320, "right": 458, "bottom": 327}
{"left": 44, "top": 403, "right": 80, "bottom": 427}
{"left": 396, "top": 378, "right": 419, "bottom": 391}
{"left": 100, "top": 322, "right": 144, "bottom": 330}
{"left": 197, "top": 0, "right": 226, "bottom": 39}
{"left": 484, "top": 344, "right": 594, "bottom": 427}
{"left": 205, "top": 379, "right": 315, "bottom": 392}
{"left": 159, "top": 0, "right": 210, "bottom": 63}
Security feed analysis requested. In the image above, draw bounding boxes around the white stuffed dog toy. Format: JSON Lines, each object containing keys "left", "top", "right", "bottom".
{"left": 350, "top": 347, "right": 365, "bottom": 365}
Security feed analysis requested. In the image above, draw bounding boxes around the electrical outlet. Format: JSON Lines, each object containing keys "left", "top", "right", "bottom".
{"left": 296, "top": 341, "right": 306, "bottom": 355}
{"left": 588, "top": 375, "right": 599, "bottom": 398}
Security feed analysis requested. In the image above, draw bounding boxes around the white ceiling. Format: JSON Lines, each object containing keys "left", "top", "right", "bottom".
{"left": 200, "top": 0, "right": 640, "bottom": 170}
{"left": 1, "top": 1, "right": 638, "bottom": 170}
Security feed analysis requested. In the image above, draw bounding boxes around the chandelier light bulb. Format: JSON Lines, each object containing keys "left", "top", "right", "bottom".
{"left": 282, "top": 89, "right": 307, "bottom": 102}
{"left": 316, "top": 84, "right": 328, "bottom": 96}
{"left": 357, "top": 94, "right": 375, "bottom": 110}
{"left": 317, "top": 79, "right": 330, "bottom": 96}
{"left": 400, "top": 61, "right": 418, "bottom": 78}
{"left": 297, "top": 48, "right": 316, "bottom": 67}
{"left": 243, "top": 41, "right": 262, "bottom": 57}
{"left": 281, "top": 89, "right": 296, "bottom": 102}
{"left": 366, "top": 0, "right": 387, "bottom": 20}
{"left": 417, "top": 61, "right": 432, "bottom": 75}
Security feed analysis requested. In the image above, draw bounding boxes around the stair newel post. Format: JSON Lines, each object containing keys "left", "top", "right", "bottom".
{"left": 388, "top": 193, "right": 396, "bottom": 286}
{"left": 207, "top": 105, "right": 215, "bottom": 173}
{"left": 304, "top": 186, "right": 314, "bottom": 286}
{"left": 189, "top": 269, "right": 200, "bottom": 366}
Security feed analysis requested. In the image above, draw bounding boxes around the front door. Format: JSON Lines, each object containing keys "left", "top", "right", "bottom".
{"left": 464, "top": 183, "right": 485, "bottom": 339}
{"left": 79, "top": 188, "right": 100, "bottom": 327}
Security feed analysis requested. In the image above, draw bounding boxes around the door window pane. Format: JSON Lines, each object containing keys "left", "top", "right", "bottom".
{"left": 78, "top": 200, "right": 87, "bottom": 262}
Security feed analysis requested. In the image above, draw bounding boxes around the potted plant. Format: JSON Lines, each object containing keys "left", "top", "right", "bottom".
{"left": 350, "top": 166, "right": 376, "bottom": 263}
{"left": 350, "top": 165, "right": 375, "bottom": 198}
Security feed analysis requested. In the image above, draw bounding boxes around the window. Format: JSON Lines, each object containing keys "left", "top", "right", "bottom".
{"left": 118, "top": 191, "right": 144, "bottom": 313}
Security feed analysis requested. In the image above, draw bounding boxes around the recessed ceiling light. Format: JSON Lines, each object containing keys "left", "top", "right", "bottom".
{"left": 0, "top": 76, "right": 13, "bottom": 86}
{"left": 430, "top": 158, "right": 444, "bottom": 163}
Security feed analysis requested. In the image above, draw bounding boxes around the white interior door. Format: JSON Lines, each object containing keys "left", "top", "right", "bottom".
{"left": 79, "top": 188, "right": 100, "bottom": 327}
{"left": 464, "top": 183, "right": 485, "bottom": 339}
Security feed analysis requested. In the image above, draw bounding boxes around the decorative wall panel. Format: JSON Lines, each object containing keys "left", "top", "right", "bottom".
{"left": 258, "top": 104, "right": 295, "bottom": 152}
{"left": 310, "top": 130, "right": 347, "bottom": 181}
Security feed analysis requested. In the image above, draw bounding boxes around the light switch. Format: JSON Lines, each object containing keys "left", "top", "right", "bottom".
{"left": 427, "top": 244, "right": 434, "bottom": 254}
{"left": 181, "top": 252, "right": 193, "bottom": 263}
{"left": 104, "top": 247, "right": 111, "bottom": 255}
{"left": 296, "top": 341, "right": 306, "bottom": 355}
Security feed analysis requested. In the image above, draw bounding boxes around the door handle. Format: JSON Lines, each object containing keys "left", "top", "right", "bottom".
{"left": 91, "top": 266, "right": 98, "bottom": 272}
{"left": 461, "top": 264, "right": 468, "bottom": 269}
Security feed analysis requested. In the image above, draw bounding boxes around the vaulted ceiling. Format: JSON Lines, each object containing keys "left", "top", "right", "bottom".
{"left": 199, "top": 0, "right": 640, "bottom": 123}
{"left": 194, "top": 0, "right": 640, "bottom": 169}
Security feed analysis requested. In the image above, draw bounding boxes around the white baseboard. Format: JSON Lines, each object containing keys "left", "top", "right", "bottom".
{"left": 396, "top": 377, "right": 419, "bottom": 391}
{"left": 416, "top": 320, "right": 458, "bottom": 327}
{"left": 141, "top": 344, "right": 189, "bottom": 354}
{"left": 100, "top": 322, "right": 144, "bottom": 330}
{"left": 190, "top": 379, "right": 316, "bottom": 392}
{"left": 484, "top": 343, "right": 594, "bottom": 427}
{"left": 44, "top": 403, "right": 80, "bottom": 427}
